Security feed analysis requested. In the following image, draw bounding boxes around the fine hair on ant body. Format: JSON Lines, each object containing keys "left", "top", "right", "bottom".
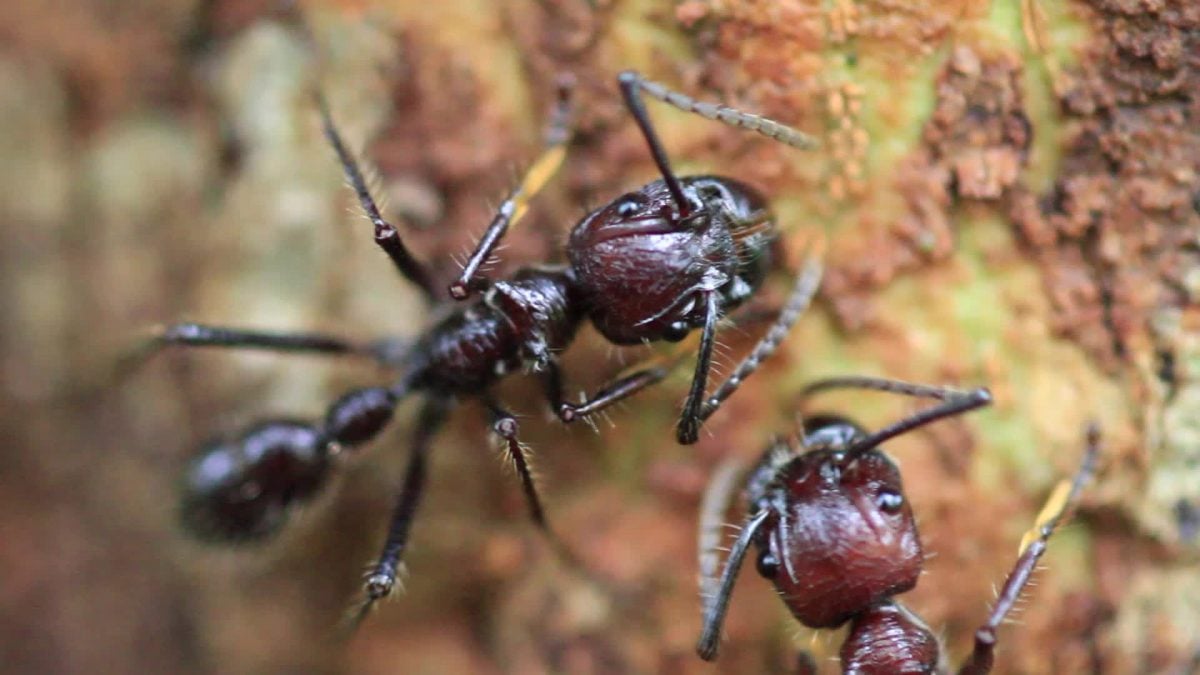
{"left": 695, "top": 376, "right": 1099, "bottom": 674}
{"left": 126, "top": 70, "right": 823, "bottom": 626}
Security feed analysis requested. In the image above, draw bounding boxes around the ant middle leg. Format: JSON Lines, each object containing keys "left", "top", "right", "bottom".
{"left": 449, "top": 76, "right": 575, "bottom": 300}
{"left": 112, "top": 322, "right": 390, "bottom": 383}
{"left": 317, "top": 94, "right": 439, "bottom": 301}
{"left": 956, "top": 423, "right": 1100, "bottom": 675}
{"left": 483, "top": 396, "right": 591, "bottom": 572}
{"left": 543, "top": 358, "right": 672, "bottom": 425}
{"left": 484, "top": 398, "right": 550, "bottom": 532}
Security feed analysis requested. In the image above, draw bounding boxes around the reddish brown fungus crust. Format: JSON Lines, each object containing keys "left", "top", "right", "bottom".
{"left": 1010, "top": 0, "right": 1200, "bottom": 372}
{"left": 823, "top": 45, "right": 1032, "bottom": 329}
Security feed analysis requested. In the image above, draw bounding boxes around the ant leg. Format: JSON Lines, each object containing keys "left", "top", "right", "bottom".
{"left": 346, "top": 397, "right": 449, "bottom": 631}
{"left": 112, "top": 322, "right": 385, "bottom": 380}
{"left": 543, "top": 360, "right": 672, "bottom": 424}
{"left": 697, "top": 255, "right": 823, "bottom": 426}
{"left": 677, "top": 292, "right": 720, "bottom": 444}
{"left": 449, "top": 78, "right": 574, "bottom": 300}
{"left": 484, "top": 399, "right": 550, "bottom": 531}
{"left": 696, "top": 508, "right": 771, "bottom": 661}
{"left": 698, "top": 459, "right": 746, "bottom": 605}
{"left": 956, "top": 424, "right": 1100, "bottom": 675}
{"left": 483, "top": 397, "right": 589, "bottom": 571}
{"left": 317, "top": 94, "right": 438, "bottom": 301}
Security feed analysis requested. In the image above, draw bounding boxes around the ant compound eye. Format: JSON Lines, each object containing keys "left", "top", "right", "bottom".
{"left": 696, "top": 184, "right": 723, "bottom": 202}
{"left": 876, "top": 489, "right": 904, "bottom": 514}
{"left": 663, "top": 321, "right": 691, "bottom": 342}
{"left": 755, "top": 548, "right": 780, "bottom": 579}
{"left": 615, "top": 195, "right": 642, "bottom": 218}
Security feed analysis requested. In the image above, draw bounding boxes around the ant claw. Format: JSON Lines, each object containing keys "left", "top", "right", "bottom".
{"left": 677, "top": 419, "right": 701, "bottom": 445}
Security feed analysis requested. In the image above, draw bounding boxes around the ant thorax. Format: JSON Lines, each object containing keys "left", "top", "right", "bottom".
{"left": 748, "top": 429, "right": 923, "bottom": 629}
{"left": 406, "top": 266, "right": 584, "bottom": 394}
{"left": 842, "top": 601, "right": 940, "bottom": 674}
{"left": 567, "top": 176, "right": 775, "bottom": 345}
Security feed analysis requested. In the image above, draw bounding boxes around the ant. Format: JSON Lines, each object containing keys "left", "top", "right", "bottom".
{"left": 695, "top": 376, "right": 1099, "bottom": 673}
{"left": 128, "top": 71, "right": 822, "bottom": 625}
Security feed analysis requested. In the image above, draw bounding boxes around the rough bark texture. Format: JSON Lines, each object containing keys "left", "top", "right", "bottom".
{"left": 0, "top": 1, "right": 1196, "bottom": 673}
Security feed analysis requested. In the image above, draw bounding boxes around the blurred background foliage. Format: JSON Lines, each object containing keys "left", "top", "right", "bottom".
{"left": 0, "top": 0, "right": 1197, "bottom": 673}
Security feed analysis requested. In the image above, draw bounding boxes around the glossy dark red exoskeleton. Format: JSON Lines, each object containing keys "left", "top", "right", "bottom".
{"left": 131, "top": 69, "right": 822, "bottom": 626}
{"left": 695, "top": 377, "right": 1099, "bottom": 674}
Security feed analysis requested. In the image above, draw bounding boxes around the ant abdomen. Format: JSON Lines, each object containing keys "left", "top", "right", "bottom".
{"left": 179, "top": 421, "right": 329, "bottom": 543}
{"left": 841, "top": 602, "right": 939, "bottom": 675}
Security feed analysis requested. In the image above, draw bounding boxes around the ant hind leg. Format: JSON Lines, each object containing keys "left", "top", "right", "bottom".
{"left": 344, "top": 397, "right": 450, "bottom": 632}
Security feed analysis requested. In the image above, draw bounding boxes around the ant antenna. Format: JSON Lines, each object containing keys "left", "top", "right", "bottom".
{"left": 617, "top": 71, "right": 819, "bottom": 218}
{"left": 618, "top": 71, "right": 691, "bottom": 217}
{"left": 841, "top": 388, "right": 991, "bottom": 462}
{"left": 696, "top": 508, "right": 771, "bottom": 661}
{"left": 631, "top": 75, "right": 819, "bottom": 150}
{"left": 798, "top": 376, "right": 992, "bottom": 462}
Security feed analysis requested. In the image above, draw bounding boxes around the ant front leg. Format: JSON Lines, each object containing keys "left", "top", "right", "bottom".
{"left": 318, "top": 94, "right": 439, "bottom": 301}
{"left": 677, "top": 292, "right": 720, "bottom": 444}
{"left": 347, "top": 397, "right": 450, "bottom": 630}
{"left": 449, "top": 78, "right": 574, "bottom": 300}
{"left": 696, "top": 508, "right": 771, "bottom": 661}
{"left": 695, "top": 255, "right": 824, "bottom": 431}
{"left": 956, "top": 424, "right": 1100, "bottom": 675}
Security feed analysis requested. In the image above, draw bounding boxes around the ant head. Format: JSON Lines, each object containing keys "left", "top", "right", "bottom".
{"left": 751, "top": 419, "right": 922, "bottom": 629}
{"left": 179, "top": 421, "right": 329, "bottom": 543}
{"left": 567, "top": 176, "right": 769, "bottom": 345}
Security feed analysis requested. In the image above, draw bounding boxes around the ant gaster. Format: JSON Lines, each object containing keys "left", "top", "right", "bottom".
{"left": 131, "top": 71, "right": 822, "bottom": 624}
{"left": 695, "top": 377, "right": 1099, "bottom": 674}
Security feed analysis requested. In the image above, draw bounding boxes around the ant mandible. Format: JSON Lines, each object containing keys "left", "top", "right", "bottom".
{"left": 129, "top": 71, "right": 822, "bottom": 625}
{"left": 695, "top": 377, "right": 1099, "bottom": 674}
